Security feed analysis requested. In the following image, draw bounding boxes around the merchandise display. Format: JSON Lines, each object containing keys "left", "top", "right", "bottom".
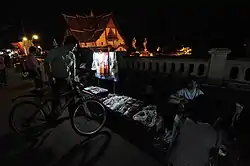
{"left": 92, "top": 52, "right": 118, "bottom": 81}
{"left": 155, "top": 116, "right": 164, "bottom": 132}
{"left": 99, "top": 91, "right": 168, "bottom": 158}
{"left": 101, "top": 94, "right": 130, "bottom": 113}
{"left": 101, "top": 94, "right": 143, "bottom": 114}
{"left": 123, "top": 99, "right": 144, "bottom": 117}
{"left": 100, "top": 93, "right": 117, "bottom": 102}
{"left": 84, "top": 86, "right": 108, "bottom": 94}
{"left": 133, "top": 105, "right": 158, "bottom": 128}
{"left": 101, "top": 94, "right": 163, "bottom": 130}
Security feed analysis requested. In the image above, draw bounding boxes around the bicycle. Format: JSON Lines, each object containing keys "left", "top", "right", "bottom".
{"left": 9, "top": 80, "right": 107, "bottom": 138}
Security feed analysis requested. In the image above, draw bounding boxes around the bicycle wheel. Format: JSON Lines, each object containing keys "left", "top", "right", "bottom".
{"left": 9, "top": 101, "right": 47, "bottom": 138}
{"left": 71, "top": 98, "right": 107, "bottom": 136}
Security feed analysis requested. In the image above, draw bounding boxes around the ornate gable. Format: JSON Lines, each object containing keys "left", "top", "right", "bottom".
{"left": 63, "top": 12, "right": 126, "bottom": 49}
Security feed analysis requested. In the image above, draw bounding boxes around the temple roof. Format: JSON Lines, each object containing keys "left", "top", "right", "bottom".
{"left": 63, "top": 13, "right": 113, "bottom": 42}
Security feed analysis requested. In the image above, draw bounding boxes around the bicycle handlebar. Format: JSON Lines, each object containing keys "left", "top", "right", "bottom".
{"left": 70, "top": 79, "right": 94, "bottom": 96}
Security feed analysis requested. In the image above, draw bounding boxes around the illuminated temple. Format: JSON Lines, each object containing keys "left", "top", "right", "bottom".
{"left": 63, "top": 12, "right": 127, "bottom": 51}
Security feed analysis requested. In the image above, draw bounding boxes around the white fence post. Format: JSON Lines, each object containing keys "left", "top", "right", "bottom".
{"left": 208, "top": 48, "right": 231, "bottom": 85}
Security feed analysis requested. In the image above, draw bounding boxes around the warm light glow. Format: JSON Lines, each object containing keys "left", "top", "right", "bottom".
{"left": 32, "top": 35, "right": 39, "bottom": 40}
{"left": 22, "top": 37, "right": 28, "bottom": 41}
{"left": 173, "top": 47, "right": 192, "bottom": 56}
{"left": 37, "top": 45, "right": 41, "bottom": 49}
{"left": 157, "top": 47, "right": 161, "bottom": 52}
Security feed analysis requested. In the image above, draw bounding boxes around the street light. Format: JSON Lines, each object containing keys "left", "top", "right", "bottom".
{"left": 32, "top": 34, "right": 39, "bottom": 40}
{"left": 22, "top": 37, "right": 28, "bottom": 41}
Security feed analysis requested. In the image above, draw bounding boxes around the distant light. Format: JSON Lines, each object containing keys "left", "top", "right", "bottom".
{"left": 37, "top": 45, "right": 41, "bottom": 49}
{"left": 0, "top": 51, "right": 3, "bottom": 55}
{"left": 9, "top": 51, "right": 15, "bottom": 56}
{"left": 32, "top": 34, "right": 39, "bottom": 40}
{"left": 22, "top": 37, "right": 28, "bottom": 41}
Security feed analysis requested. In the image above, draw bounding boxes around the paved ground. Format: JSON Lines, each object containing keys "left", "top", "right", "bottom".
{"left": 1, "top": 70, "right": 250, "bottom": 166}
{"left": 0, "top": 70, "right": 161, "bottom": 166}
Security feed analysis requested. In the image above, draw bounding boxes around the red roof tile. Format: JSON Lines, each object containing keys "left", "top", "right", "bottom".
{"left": 63, "top": 14, "right": 80, "bottom": 30}
{"left": 63, "top": 13, "right": 114, "bottom": 42}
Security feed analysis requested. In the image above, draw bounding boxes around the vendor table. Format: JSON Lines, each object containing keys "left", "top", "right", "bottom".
{"left": 84, "top": 85, "right": 170, "bottom": 164}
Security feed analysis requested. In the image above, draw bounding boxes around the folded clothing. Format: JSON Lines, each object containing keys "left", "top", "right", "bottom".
{"left": 123, "top": 99, "right": 144, "bottom": 117}
{"left": 101, "top": 94, "right": 144, "bottom": 116}
{"left": 133, "top": 105, "right": 157, "bottom": 128}
{"left": 101, "top": 94, "right": 131, "bottom": 112}
{"left": 84, "top": 86, "right": 108, "bottom": 94}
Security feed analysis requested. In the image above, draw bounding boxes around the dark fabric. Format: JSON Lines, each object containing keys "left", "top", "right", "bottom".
{"left": 0, "top": 69, "right": 7, "bottom": 84}
{"left": 185, "top": 95, "right": 236, "bottom": 126}
{"left": 157, "top": 102, "right": 179, "bottom": 130}
{"left": 185, "top": 95, "right": 217, "bottom": 124}
{"left": 4, "top": 55, "right": 10, "bottom": 68}
{"left": 51, "top": 78, "right": 74, "bottom": 116}
{"left": 28, "top": 70, "right": 42, "bottom": 89}
{"left": 20, "top": 60, "right": 26, "bottom": 72}
{"left": 77, "top": 48, "right": 93, "bottom": 70}
{"left": 28, "top": 70, "right": 38, "bottom": 77}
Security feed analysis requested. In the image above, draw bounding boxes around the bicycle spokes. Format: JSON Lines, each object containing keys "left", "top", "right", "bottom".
{"left": 72, "top": 99, "right": 106, "bottom": 135}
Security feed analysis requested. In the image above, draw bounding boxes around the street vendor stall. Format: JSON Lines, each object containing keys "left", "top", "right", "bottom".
{"left": 83, "top": 83, "right": 167, "bottom": 161}
{"left": 81, "top": 51, "right": 171, "bottom": 163}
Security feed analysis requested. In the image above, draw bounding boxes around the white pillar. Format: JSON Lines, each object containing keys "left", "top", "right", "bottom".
{"left": 238, "top": 66, "right": 246, "bottom": 82}
{"left": 193, "top": 63, "right": 199, "bottom": 76}
{"left": 208, "top": 48, "right": 231, "bottom": 85}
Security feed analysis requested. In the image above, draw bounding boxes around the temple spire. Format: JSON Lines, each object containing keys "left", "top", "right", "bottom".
{"left": 143, "top": 38, "right": 147, "bottom": 51}
{"left": 90, "top": 9, "right": 94, "bottom": 17}
{"left": 132, "top": 37, "right": 136, "bottom": 50}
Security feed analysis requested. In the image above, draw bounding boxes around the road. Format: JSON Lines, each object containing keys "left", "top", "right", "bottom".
{"left": 0, "top": 70, "right": 161, "bottom": 166}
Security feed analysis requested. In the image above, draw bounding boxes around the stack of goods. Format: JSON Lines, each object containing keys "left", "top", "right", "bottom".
{"left": 101, "top": 94, "right": 131, "bottom": 113}
{"left": 155, "top": 116, "right": 164, "bottom": 132}
{"left": 133, "top": 105, "right": 164, "bottom": 131}
{"left": 133, "top": 105, "right": 157, "bottom": 128}
{"left": 100, "top": 93, "right": 116, "bottom": 102}
{"left": 101, "top": 94, "right": 143, "bottom": 115}
{"left": 84, "top": 86, "right": 108, "bottom": 94}
{"left": 124, "top": 98, "right": 143, "bottom": 117}
{"left": 122, "top": 99, "right": 144, "bottom": 117}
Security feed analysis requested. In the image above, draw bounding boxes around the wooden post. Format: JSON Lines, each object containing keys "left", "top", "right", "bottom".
{"left": 97, "top": 78, "right": 100, "bottom": 86}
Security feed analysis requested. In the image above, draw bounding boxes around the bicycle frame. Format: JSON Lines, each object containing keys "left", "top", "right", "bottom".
{"left": 12, "top": 88, "right": 51, "bottom": 103}
{"left": 47, "top": 88, "right": 94, "bottom": 115}
{"left": 12, "top": 94, "right": 39, "bottom": 103}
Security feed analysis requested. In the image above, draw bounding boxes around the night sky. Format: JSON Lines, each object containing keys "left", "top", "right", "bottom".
{"left": 0, "top": 2, "right": 249, "bottom": 56}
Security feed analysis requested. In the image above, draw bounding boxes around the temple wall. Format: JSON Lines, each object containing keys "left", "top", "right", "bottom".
{"left": 96, "top": 31, "right": 108, "bottom": 46}
{"left": 80, "top": 28, "right": 125, "bottom": 49}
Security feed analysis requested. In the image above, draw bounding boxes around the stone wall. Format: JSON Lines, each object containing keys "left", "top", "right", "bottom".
{"left": 118, "top": 48, "right": 250, "bottom": 88}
